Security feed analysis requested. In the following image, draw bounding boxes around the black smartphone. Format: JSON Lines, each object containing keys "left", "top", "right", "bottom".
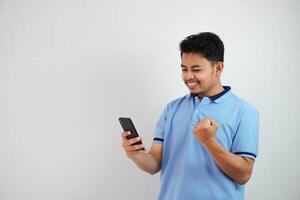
{"left": 118, "top": 117, "right": 144, "bottom": 149}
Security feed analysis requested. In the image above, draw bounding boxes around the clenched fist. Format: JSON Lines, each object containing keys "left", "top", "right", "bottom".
{"left": 192, "top": 118, "right": 219, "bottom": 144}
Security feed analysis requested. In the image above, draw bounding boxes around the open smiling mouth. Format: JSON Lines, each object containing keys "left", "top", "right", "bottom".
{"left": 186, "top": 81, "right": 200, "bottom": 87}
{"left": 187, "top": 82, "right": 198, "bottom": 86}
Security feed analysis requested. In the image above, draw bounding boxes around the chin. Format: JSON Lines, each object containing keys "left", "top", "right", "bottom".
{"left": 188, "top": 87, "right": 202, "bottom": 93}
{"left": 189, "top": 88, "right": 205, "bottom": 96}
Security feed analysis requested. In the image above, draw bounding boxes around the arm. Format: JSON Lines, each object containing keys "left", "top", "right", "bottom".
{"left": 121, "top": 131, "right": 163, "bottom": 175}
{"left": 193, "top": 118, "right": 254, "bottom": 185}
{"left": 202, "top": 137, "right": 254, "bottom": 184}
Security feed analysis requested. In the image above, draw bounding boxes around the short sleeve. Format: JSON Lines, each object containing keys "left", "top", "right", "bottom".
{"left": 153, "top": 105, "right": 169, "bottom": 144}
{"left": 231, "top": 105, "right": 259, "bottom": 160}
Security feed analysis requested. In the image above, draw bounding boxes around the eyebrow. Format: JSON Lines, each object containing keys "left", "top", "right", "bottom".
{"left": 180, "top": 64, "right": 204, "bottom": 68}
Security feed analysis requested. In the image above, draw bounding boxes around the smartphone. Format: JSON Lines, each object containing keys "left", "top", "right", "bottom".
{"left": 118, "top": 117, "right": 144, "bottom": 150}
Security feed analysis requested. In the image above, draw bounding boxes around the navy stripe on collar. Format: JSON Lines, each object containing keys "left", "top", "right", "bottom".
{"left": 190, "top": 86, "right": 231, "bottom": 101}
{"left": 209, "top": 86, "right": 231, "bottom": 101}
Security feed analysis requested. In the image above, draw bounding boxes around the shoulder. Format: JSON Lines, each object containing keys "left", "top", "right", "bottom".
{"left": 231, "top": 93, "right": 259, "bottom": 118}
{"left": 156, "top": 94, "right": 189, "bottom": 122}
{"left": 165, "top": 94, "right": 190, "bottom": 110}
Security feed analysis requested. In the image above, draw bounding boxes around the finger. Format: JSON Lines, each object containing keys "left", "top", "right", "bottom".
{"left": 126, "top": 144, "right": 145, "bottom": 152}
{"left": 194, "top": 119, "right": 205, "bottom": 131}
{"left": 121, "top": 131, "right": 131, "bottom": 140}
{"left": 204, "top": 117, "right": 211, "bottom": 123}
{"left": 201, "top": 118, "right": 211, "bottom": 128}
{"left": 195, "top": 118, "right": 205, "bottom": 128}
{"left": 128, "top": 137, "right": 142, "bottom": 146}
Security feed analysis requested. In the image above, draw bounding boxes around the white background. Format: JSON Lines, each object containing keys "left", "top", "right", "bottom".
{"left": 1, "top": 0, "right": 300, "bottom": 199}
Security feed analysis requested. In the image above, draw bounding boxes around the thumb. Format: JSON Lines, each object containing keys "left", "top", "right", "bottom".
{"left": 209, "top": 118, "right": 219, "bottom": 129}
{"left": 202, "top": 118, "right": 211, "bottom": 128}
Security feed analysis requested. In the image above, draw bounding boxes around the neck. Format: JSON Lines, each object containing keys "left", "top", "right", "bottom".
{"left": 198, "top": 82, "right": 224, "bottom": 99}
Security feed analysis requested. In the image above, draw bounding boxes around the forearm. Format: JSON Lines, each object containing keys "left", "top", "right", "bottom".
{"left": 203, "top": 138, "right": 253, "bottom": 185}
{"left": 129, "top": 151, "right": 161, "bottom": 175}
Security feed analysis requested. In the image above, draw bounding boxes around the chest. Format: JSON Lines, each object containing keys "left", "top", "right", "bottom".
{"left": 166, "top": 101, "right": 240, "bottom": 151}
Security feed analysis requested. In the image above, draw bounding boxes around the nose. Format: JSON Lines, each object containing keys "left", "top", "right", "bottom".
{"left": 186, "top": 71, "right": 195, "bottom": 80}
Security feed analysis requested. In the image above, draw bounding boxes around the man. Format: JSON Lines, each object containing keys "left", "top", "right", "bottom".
{"left": 121, "top": 32, "right": 259, "bottom": 200}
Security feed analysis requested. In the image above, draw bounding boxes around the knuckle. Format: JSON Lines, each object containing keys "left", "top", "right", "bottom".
{"left": 129, "top": 139, "right": 136, "bottom": 144}
{"left": 131, "top": 146, "right": 137, "bottom": 151}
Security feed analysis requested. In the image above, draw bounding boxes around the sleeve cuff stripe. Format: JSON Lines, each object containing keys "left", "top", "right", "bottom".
{"left": 234, "top": 152, "right": 257, "bottom": 158}
{"left": 153, "top": 137, "right": 164, "bottom": 142}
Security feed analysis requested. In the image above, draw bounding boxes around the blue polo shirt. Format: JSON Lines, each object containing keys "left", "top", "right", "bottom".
{"left": 153, "top": 86, "right": 259, "bottom": 200}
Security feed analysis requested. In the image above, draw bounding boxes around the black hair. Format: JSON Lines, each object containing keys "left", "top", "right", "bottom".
{"left": 179, "top": 32, "right": 224, "bottom": 62}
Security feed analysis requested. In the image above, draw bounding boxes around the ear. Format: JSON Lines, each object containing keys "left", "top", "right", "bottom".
{"left": 215, "top": 62, "right": 224, "bottom": 75}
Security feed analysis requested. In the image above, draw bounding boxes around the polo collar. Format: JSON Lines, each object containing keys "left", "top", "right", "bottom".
{"left": 190, "top": 86, "right": 232, "bottom": 104}
{"left": 209, "top": 86, "right": 231, "bottom": 101}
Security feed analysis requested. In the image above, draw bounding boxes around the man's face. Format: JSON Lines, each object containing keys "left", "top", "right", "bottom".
{"left": 181, "top": 53, "right": 221, "bottom": 96}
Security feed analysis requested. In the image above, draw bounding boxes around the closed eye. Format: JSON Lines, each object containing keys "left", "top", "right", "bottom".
{"left": 192, "top": 69, "right": 202, "bottom": 72}
{"left": 181, "top": 68, "right": 203, "bottom": 72}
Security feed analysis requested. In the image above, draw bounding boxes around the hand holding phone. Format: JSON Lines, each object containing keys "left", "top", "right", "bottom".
{"left": 119, "top": 117, "right": 145, "bottom": 150}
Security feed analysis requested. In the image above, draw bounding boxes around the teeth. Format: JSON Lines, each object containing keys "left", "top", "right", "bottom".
{"left": 187, "top": 82, "right": 197, "bottom": 86}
